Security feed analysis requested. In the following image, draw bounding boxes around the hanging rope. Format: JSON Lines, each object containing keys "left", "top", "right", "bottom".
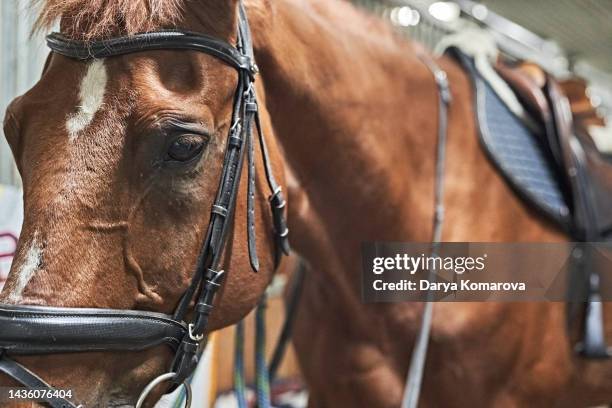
{"left": 234, "top": 320, "right": 248, "bottom": 408}
{"left": 269, "top": 260, "right": 306, "bottom": 382}
{"left": 255, "top": 296, "right": 271, "bottom": 408}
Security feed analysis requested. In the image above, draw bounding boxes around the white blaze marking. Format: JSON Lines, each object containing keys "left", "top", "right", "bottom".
{"left": 7, "top": 235, "right": 42, "bottom": 303}
{"left": 66, "top": 59, "right": 107, "bottom": 140}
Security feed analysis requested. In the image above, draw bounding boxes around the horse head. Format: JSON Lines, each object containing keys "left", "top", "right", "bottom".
{"left": 0, "top": 0, "right": 287, "bottom": 405}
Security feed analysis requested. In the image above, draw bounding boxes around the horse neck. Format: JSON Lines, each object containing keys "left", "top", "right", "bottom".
{"left": 248, "top": 0, "right": 449, "bottom": 260}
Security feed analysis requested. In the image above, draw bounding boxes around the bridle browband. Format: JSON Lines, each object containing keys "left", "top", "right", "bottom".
{"left": 0, "top": 3, "right": 289, "bottom": 407}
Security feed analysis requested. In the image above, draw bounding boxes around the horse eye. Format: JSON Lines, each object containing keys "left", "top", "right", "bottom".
{"left": 166, "top": 135, "right": 206, "bottom": 162}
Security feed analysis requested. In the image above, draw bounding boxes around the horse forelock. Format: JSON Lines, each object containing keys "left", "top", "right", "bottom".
{"left": 31, "top": 0, "right": 185, "bottom": 41}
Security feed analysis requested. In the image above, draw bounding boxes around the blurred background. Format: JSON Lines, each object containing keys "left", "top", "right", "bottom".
{"left": 0, "top": 1, "right": 611, "bottom": 406}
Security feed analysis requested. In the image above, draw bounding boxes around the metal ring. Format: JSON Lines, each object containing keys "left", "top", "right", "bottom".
{"left": 136, "top": 372, "right": 193, "bottom": 408}
{"left": 230, "top": 118, "right": 241, "bottom": 131}
{"left": 243, "top": 81, "right": 255, "bottom": 97}
{"left": 183, "top": 381, "right": 193, "bottom": 408}
{"left": 189, "top": 323, "right": 205, "bottom": 342}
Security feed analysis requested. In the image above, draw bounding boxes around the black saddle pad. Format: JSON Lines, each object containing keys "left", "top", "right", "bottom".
{"left": 451, "top": 49, "right": 572, "bottom": 230}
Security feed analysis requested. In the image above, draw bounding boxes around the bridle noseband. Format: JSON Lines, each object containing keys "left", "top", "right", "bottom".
{"left": 0, "top": 3, "right": 289, "bottom": 407}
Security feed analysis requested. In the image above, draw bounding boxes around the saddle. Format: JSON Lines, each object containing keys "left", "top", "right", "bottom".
{"left": 496, "top": 59, "right": 612, "bottom": 240}
{"left": 449, "top": 47, "right": 612, "bottom": 358}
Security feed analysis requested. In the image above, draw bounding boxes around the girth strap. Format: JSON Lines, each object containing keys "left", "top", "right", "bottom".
{"left": 0, "top": 353, "right": 79, "bottom": 408}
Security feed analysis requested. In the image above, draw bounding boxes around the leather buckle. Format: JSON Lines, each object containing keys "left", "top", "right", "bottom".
{"left": 212, "top": 205, "right": 229, "bottom": 217}
{"left": 268, "top": 187, "right": 291, "bottom": 256}
{"left": 170, "top": 339, "right": 200, "bottom": 388}
{"left": 229, "top": 134, "right": 242, "bottom": 148}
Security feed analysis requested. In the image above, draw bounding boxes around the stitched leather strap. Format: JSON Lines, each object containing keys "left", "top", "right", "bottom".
{"left": 246, "top": 89, "right": 260, "bottom": 272}
{"left": 47, "top": 31, "right": 253, "bottom": 72}
{"left": 0, "top": 305, "right": 187, "bottom": 354}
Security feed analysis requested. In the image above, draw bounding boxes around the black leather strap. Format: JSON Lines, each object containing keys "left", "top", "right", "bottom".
{"left": 401, "top": 54, "right": 451, "bottom": 408}
{"left": 0, "top": 353, "right": 79, "bottom": 408}
{"left": 0, "top": 304, "right": 187, "bottom": 354}
{"left": 255, "top": 111, "right": 291, "bottom": 262}
{"left": 246, "top": 88, "right": 260, "bottom": 272}
{"left": 47, "top": 31, "right": 254, "bottom": 72}
{"left": 238, "top": 1, "right": 256, "bottom": 65}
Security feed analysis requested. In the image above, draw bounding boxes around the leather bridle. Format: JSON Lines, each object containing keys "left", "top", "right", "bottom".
{"left": 0, "top": 2, "right": 289, "bottom": 407}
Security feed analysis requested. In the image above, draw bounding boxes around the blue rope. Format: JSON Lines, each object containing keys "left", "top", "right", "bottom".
{"left": 234, "top": 320, "right": 248, "bottom": 408}
{"left": 172, "top": 381, "right": 187, "bottom": 408}
{"left": 255, "top": 296, "right": 271, "bottom": 408}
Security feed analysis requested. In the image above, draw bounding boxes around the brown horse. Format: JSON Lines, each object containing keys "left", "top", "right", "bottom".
{"left": 2, "top": 0, "right": 612, "bottom": 406}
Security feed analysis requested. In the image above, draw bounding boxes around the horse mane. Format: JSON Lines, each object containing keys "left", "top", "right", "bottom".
{"left": 32, "top": 0, "right": 184, "bottom": 41}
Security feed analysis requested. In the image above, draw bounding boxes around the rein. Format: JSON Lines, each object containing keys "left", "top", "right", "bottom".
{"left": 0, "top": 2, "right": 289, "bottom": 407}
{"left": 400, "top": 54, "right": 451, "bottom": 408}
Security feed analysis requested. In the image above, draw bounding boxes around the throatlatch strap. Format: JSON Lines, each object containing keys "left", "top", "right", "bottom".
{"left": 254, "top": 112, "right": 291, "bottom": 262}
{"left": 246, "top": 93, "right": 260, "bottom": 272}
